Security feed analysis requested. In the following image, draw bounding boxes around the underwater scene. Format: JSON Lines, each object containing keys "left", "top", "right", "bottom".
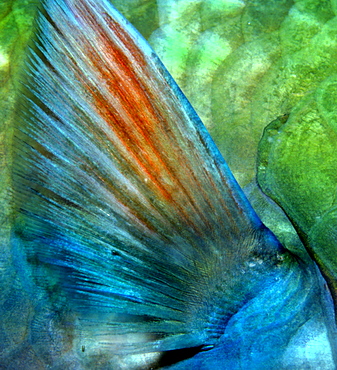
{"left": 1, "top": 0, "right": 337, "bottom": 368}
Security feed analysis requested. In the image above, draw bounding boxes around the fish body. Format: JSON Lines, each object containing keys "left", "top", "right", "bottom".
{"left": 1, "top": 0, "right": 336, "bottom": 368}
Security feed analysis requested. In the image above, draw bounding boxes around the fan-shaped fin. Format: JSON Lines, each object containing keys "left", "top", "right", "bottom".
{"left": 13, "top": 0, "right": 285, "bottom": 355}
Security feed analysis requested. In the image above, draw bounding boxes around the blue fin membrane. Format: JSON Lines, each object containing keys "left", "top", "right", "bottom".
{"left": 13, "top": 0, "right": 297, "bottom": 359}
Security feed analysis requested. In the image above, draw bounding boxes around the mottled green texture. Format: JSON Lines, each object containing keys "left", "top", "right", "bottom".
{"left": 0, "top": 0, "right": 39, "bottom": 205}
{"left": 257, "top": 78, "right": 337, "bottom": 297}
{"left": 142, "top": 0, "right": 337, "bottom": 188}
{"left": 0, "top": 1, "right": 39, "bottom": 218}
{"left": 111, "top": 0, "right": 159, "bottom": 39}
{"left": 0, "top": 0, "right": 39, "bottom": 123}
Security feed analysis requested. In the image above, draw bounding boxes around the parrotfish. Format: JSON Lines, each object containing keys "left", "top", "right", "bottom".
{"left": 3, "top": 0, "right": 337, "bottom": 368}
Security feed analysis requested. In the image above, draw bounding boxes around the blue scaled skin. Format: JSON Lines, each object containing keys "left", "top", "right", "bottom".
{"left": 4, "top": 0, "right": 337, "bottom": 368}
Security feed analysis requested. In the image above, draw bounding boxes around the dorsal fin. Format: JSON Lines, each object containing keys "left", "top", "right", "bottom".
{"left": 13, "top": 0, "right": 284, "bottom": 356}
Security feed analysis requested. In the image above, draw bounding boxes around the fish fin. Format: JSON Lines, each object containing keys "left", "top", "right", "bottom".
{"left": 13, "top": 0, "right": 283, "bottom": 355}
